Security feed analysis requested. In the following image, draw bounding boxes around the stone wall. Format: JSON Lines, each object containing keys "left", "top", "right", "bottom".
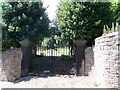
{"left": 84, "top": 47, "right": 94, "bottom": 76}
{"left": 79, "top": 47, "right": 94, "bottom": 76}
{"left": 93, "top": 31, "right": 120, "bottom": 88}
{"left": 0, "top": 48, "right": 22, "bottom": 81}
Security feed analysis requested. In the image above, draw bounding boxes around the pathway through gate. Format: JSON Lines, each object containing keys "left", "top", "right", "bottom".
{"left": 30, "top": 37, "right": 76, "bottom": 75}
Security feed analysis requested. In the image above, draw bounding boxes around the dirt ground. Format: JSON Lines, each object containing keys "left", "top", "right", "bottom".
{"left": 0, "top": 72, "right": 105, "bottom": 89}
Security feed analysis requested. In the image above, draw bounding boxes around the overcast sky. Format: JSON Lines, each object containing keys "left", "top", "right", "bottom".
{"left": 42, "top": 0, "right": 60, "bottom": 21}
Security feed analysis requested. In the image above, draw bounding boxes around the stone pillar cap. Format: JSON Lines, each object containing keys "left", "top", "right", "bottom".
{"left": 19, "top": 39, "right": 32, "bottom": 46}
{"left": 74, "top": 39, "right": 86, "bottom": 46}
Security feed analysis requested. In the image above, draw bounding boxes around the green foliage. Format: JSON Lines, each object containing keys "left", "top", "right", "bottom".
{"left": 2, "top": 1, "right": 49, "bottom": 51}
{"left": 103, "top": 22, "right": 120, "bottom": 34}
{"left": 0, "top": 2, "right": 3, "bottom": 23}
{"left": 47, "top": 36, "right": 56, "bottom": 48}
{"left": 103, "top": 2, "right": 120, "bottom": 34}
{"left": 60, "top": 54, "right": 74, "bottom": 61}
{"left": 56, "top": 0, "right": 113, "bottom": 46}
{"left": 110, "top": 2, "right": 120, "bottom": 23}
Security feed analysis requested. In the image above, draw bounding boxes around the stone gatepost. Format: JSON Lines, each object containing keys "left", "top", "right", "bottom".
{"left": 19, "top": 39, "right": 32, "bottom": 77}
{"left": 74, "top": 40, "right": 86, "bottom": 76}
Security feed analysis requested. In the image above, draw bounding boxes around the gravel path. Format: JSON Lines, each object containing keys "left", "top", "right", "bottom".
{"left": 0, "top": 72, "right": 105, "bottom": 88}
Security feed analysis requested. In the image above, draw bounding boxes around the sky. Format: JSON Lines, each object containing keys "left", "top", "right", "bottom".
{"left": 42, "top": 0, "right": 60, "bottom": 21}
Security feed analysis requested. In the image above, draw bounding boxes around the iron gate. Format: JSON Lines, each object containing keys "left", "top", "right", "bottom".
{"left": 31, "top": 37, "right": 75, "bottom": 75}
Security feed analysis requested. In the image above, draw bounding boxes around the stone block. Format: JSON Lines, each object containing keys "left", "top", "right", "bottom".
{"left": 0, "top": 48, "right": 22, "bottom": 81}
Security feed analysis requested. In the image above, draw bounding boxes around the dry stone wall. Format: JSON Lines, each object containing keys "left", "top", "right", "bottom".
{"left": 0, "top": 48, "right": 22, "bottom": 81}
{"left": 93, "top": 31, "right": 120, "bottom": 88}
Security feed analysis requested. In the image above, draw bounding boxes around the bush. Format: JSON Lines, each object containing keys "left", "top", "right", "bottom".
{"left": 60, "top": 54, "right": 74, "bottom": 61}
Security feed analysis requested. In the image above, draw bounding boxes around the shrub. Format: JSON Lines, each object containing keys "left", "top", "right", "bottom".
{"left": 60, "top": 54, "right": 74, "bottom": 61}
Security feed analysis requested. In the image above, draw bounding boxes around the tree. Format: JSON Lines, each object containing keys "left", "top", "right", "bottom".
{"left": 56, "top": 0, "right": 113, "bottom": 46}
{"left": 111, "top": 2, "right": 120, "bottom": 24}
{"left": 2, "top": 1, "right": 49, "bottom": 51}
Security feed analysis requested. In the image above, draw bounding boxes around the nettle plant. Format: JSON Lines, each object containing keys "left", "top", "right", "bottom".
{"left": 103, "top": 22, "right": 120, "bottom": 34}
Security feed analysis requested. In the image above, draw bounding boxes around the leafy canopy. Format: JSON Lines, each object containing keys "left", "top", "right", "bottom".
{"left": 56, "top": 0, "right": 114, "bottom": 46}
{"left": 2, "top": 1, "right": 49, "bottom": 51}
